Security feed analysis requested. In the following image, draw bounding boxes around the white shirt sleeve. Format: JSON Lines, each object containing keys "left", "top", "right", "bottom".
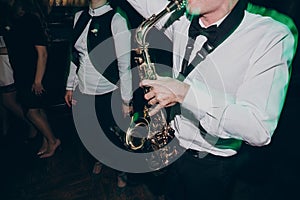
{"left": 126, "top": 0, "right": 175, "bottom": 40}
{"left": 126, "top": 0, "right": 169, "bottom": 19}
{"left": 65, "top": 11, "right": 83, "bottom": 91}
{"left": 0, "top": 36, "right": 6, "bottom": 48}
{"left": 111, "top": 12, "right": 132, "bottom": 102}
{"left": 66, "top": 61, "right": 79, "bottom": 91}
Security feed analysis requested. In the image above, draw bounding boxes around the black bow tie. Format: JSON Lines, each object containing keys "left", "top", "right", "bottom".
{"left": 188, "top": 16, "right": 219, "bottom": 43}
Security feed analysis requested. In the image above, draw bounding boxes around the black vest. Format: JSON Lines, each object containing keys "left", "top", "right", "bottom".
{"left": 72, "top": 9, "right": 119, "bottom": 85}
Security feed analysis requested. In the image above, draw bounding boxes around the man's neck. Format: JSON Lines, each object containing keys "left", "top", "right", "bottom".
{"left": 90, "top": 0, "right": 107, "bottom": 9}
{"left": 200, "top": 0, "right": 238, "bottom": 27}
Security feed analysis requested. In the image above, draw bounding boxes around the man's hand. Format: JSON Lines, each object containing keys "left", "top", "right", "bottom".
{"left": 140, "top": 76, "right": 190, "bottom": 116}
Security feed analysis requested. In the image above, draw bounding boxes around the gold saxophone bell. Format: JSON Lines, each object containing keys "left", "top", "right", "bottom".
{"left": 126, "top": 112, "right": 150, "bottom": 150}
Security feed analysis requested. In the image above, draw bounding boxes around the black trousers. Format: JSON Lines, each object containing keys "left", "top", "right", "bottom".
{"left": 165, "top": 147, "right": 249, "bottom": 200}
{"left": 94, "top": 92, "right": 115, "bottom": 133}
{"left": 75, "top": 91, "right": 125, "bottom": 149}
{"left": 94, "top": 92, "right": 125, "bottom": 149}
{"left": 75, "top": 91, "right": 127, "bottom": 175}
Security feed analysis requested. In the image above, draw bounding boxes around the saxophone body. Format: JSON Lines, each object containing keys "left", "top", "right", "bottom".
{"left": 125, "top": 0, "right": 185, "bottom": 154}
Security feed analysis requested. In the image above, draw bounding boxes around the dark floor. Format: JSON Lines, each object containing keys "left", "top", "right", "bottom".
{"left": 0, "top": 89, "right": 299, "bottom": 200}
{"left": 0, "top": 105, "right": 166, "bottom": 200}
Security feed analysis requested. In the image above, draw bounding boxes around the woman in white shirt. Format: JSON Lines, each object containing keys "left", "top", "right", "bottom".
{"left": 64, "top": 0, "right": 133, "bottom": 192}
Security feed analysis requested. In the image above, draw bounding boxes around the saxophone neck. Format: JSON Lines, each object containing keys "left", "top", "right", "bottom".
{"left": 135, "top": 0, "right": 185, "bottom": 47}
{"left": 135, "top": 18, "right": 152, "bottom": 48}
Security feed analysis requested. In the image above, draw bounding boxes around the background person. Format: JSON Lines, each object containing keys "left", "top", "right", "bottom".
{"left": 4, "top": 0, "right": 61, "bottom": 158}
{"left": 64, "top": 0, "right": 133, "bottom": 192}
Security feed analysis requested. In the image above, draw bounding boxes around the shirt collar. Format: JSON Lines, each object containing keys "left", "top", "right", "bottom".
{"left": 89, "top": 2, "right": 112, "bottom": 17}
{"left": 199, "top": 13, "right": 229, "bottom": 28}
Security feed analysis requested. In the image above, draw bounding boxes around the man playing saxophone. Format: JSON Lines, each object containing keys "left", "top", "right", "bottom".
{"left": 126, "top": 0, "right": 297, "bottom": 199}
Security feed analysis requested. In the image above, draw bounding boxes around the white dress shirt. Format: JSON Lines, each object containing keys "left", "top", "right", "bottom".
{"left": 127, "top": 0, "right": 295, "bottom": 156}
{"left": 66, "top": 4, "right": 132, "bottom": 102}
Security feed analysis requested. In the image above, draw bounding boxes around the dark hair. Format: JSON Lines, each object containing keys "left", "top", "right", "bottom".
{"left": 10, "top": 0, "right": 51, "bottom": 42}
{"left": 0, "top": 1, "right": 10, "bottom": 25}
{"left": 13, "top": 0, "right": 35, "bottom": 13}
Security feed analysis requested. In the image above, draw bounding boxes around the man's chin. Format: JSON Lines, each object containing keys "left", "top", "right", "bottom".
{"left": 186, "top": 5, "right": 201, "bottom": 15}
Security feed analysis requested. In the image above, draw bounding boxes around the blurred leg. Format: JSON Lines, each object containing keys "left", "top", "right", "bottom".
{"left": 0, "top": 102, "right": 9, "bottom": 136}
{"left": 26, "top": 108, "right": 60, "bottom": 158}
{"left": 2, "top": 91, "right": 37, "bottom": 138}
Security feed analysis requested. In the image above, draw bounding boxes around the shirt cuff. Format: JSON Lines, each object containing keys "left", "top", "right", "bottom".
{"left": 122, "top": 99, "right": 133, "bottom": 106}
{"left": 66, "top": 86, "right": 74, "bottom": 91}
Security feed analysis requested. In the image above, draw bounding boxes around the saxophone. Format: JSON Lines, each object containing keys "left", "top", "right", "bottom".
{"left": 125, "top": 0, "right": 186, "bottom": 155}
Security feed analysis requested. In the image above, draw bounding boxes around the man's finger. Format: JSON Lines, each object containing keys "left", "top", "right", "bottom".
{"left": 165, "top": 102, "right": 176, "bottom": 107}
{"left": 148, "top": 104, "right": 163, "bottom": 116}
{"left": 144, "top": 90, "right": 155, "bottom": 100}
{"left": 148, "top": 97, "right": 158, "bottom": 105}
{"left": 140, "top": 79, "right": 159, "bottom": 87}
